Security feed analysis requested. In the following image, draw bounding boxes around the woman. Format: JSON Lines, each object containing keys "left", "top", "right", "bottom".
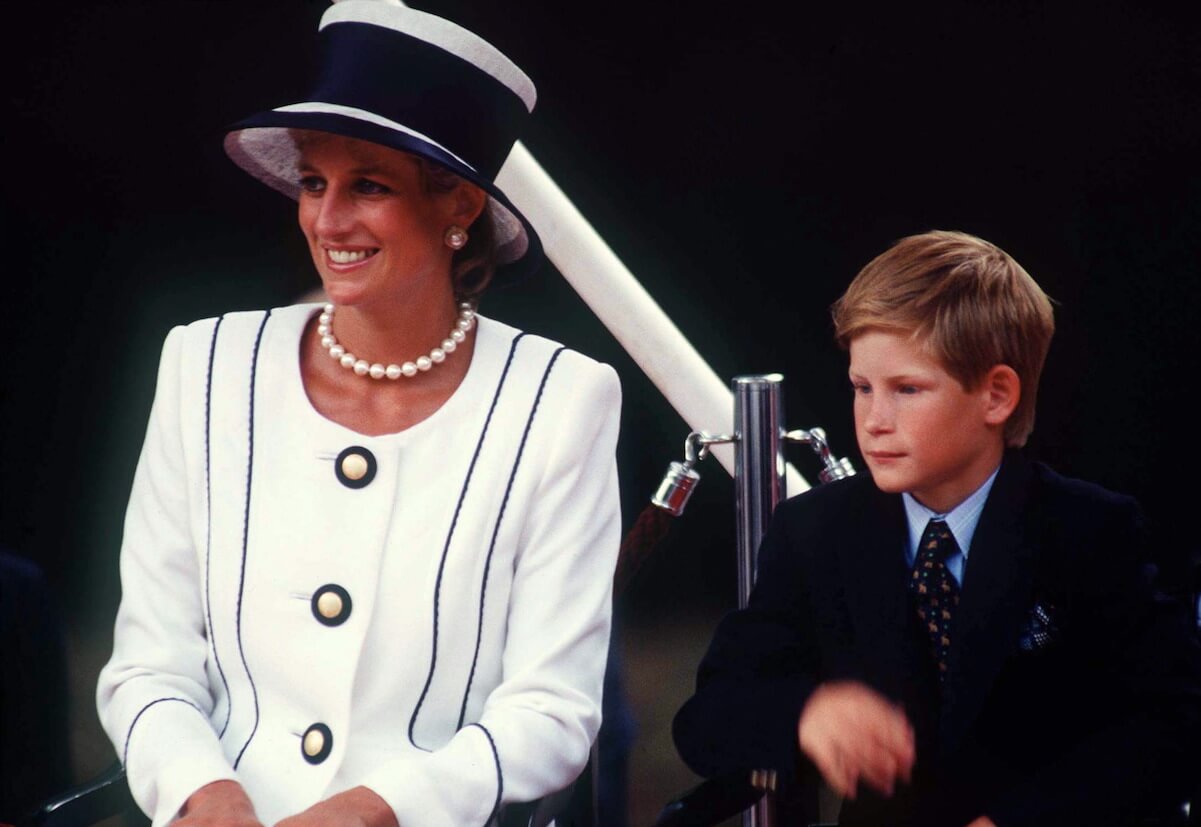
{"left": 95, "top": 3, "right": 622, "bottom": 827}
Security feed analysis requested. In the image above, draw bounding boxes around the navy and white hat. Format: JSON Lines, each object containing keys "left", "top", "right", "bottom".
{"left": 224, "top": 0, "right": 542, "bottom": 283}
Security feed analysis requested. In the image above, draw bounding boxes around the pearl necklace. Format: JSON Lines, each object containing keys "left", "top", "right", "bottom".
{"left": 317, "top": 302, "right": 476, "bottom": 380}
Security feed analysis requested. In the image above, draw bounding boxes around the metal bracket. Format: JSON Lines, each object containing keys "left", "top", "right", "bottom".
{"left": 783, "top": 427, "right": 856, "bottom": 483}
{"left": 651, "top": 431, "right": 736, "bottom": 516}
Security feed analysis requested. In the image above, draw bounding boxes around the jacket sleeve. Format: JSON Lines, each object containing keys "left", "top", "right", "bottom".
{"left": 360, "top": 356, "right": 623, "bottom": 827}
{"left": 96, "top": 325, "right": 238, "bottom": 827}
{"left": 672, "top": 501, "right": 820, "bottom": 778}
{"left": 987, "top": 499, "right": 1201, "bottom": 827}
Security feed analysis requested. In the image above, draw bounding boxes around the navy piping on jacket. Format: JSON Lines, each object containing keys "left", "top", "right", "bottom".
{"left": 457, "top": 346, "right": 566, "bottom": 729}
{"left": 204, "top": 316, "right": 235, "bottom": 739}
{"left": 408, "top": 332, "right": 526, "bottom": 750}
{"left": 124, "top": 697, "right": 204, "bottom": 767}
{"left": 464, "top": 722, "right": 504, "bottom": 826}
{"left": 233, "top": 310, "right": 271, "bottom": 768}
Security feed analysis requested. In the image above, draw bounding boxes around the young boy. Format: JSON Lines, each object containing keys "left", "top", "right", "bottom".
{"left": 672, "top": 231, "right": 1201, "bottom": 827}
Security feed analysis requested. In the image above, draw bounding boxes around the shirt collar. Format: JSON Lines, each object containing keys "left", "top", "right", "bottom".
{"left": 902, "top": 465, "right": 1001, "bottom": 561}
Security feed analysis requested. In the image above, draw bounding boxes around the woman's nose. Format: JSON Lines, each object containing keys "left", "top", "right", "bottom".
{"left": 312, "top": 187, "right": 354, "bottom": 238}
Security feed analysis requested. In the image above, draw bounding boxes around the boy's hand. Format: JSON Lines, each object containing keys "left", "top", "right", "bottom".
{"left": 274, "top": 786, "right": 398, "bottom": 827}
{"left": 178, "top": 780, "right": 263, "bottom": 827}
{"left": 797, "top": 680, "right": 915, "bottom": 799}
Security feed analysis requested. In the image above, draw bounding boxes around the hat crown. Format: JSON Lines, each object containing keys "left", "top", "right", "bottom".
{"left": 300, "top": 1, "right": 532, "bottom": 180}
{"left": 321, "top": 1, "right": 535, "bottom": 113}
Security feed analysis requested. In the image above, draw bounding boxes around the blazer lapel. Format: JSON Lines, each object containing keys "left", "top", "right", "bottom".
{"left": 940, "top": 452, "right": 1038, "bottom": 754}
{"left": 838, "top": 486, "right": 912, "bottom": 698}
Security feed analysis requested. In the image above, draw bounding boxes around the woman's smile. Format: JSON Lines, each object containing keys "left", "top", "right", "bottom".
{"left": 325, "top": 248, "right": 378, "bottom": 266}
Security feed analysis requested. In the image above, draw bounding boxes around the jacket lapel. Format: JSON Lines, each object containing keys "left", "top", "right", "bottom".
{"left": 940, "top": 452, "right": 1038, "bottom": 754}
{"left": 838, "top": 485, "right": 912, "bottom": 698}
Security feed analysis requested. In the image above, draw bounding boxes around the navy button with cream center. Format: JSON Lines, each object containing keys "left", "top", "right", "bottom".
{"left": 312, "top": 584, "right": 352, "bottom": 627}
{"left": 302, "top": 723, "right": 333, "bottom": 764}
{"left": 335, "top": 446, "right": 376, "bottom": 489}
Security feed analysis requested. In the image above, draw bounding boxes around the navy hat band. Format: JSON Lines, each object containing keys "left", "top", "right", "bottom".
{"left": 310, "top": 22, "right": 528, "bottom": 180}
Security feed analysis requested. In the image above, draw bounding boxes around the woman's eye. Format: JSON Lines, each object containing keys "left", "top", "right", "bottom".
{"left": 851, "top": 383, "right": 870, "bottom": 395}
{"left": 898, "top": 385, "right": 920, "bottom": 395}
{"left": 298, "top": 175, "right": 325, "bottom": 193}
{"left": 354, "top": 179, "right": 390, "bottom": 195}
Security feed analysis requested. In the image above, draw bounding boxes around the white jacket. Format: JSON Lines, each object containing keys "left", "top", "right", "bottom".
{"left": 97, "top": 304, "right": 622, "bottom": 827}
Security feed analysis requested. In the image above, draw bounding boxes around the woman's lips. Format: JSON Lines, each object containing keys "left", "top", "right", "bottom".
{"left": 325, "top": 248, "right": 378, "bottom": 267}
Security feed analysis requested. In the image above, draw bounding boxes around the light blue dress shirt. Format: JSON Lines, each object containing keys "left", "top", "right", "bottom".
{"left": 902, "top": 466, "right": 1001, "bottom": 585}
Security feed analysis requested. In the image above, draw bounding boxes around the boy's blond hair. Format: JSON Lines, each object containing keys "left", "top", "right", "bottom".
{"left": 831, "top": 230, "right": 1055, "bottom": 447}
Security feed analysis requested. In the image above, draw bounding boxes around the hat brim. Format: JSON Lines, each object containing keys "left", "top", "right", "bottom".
{"left": 224, "top": 108, "right": 543, "bottom": 287}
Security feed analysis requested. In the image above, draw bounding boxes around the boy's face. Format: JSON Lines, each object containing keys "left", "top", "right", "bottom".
{"left": 848, "top": 328, "right": 1007, "bottom": 513}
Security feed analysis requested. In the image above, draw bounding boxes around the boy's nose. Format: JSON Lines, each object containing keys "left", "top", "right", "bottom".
{"left": 862, "top": 397, "right": 894, "bottom": 434}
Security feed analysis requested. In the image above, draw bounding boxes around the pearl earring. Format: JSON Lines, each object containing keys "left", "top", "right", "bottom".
{"left": 444, "top": 225, "right": 469, "bottom": 250}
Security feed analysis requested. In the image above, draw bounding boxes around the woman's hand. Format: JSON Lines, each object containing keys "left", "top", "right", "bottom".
{"left": 178, "top": 780, "right": 263, "bottom": 827}
{"left": 274, "top": 786, "right": 398, "bottom": 827}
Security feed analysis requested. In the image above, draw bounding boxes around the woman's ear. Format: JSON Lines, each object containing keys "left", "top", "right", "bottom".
{"left": 982, "top": 364, "right": 1021, "bottom": 427}
{"left": 449, "top": 180, "right": 487, "bottom": 227}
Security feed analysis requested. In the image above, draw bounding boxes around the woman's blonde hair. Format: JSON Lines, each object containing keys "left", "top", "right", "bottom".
{"left": 831, "top": 230, "right": 1055, "bottom": 447}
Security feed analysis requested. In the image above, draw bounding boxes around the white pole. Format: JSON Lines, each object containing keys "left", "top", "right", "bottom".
{"left": 497, "top": 143, "right": 810, "bottom": 494}
{"left": 382, "top": 0, "right": 808, "bottom": 490}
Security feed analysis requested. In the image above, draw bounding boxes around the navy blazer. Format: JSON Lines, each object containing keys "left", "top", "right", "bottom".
{"left": 673, "top": 452, "right": 1201, "bottom": 827}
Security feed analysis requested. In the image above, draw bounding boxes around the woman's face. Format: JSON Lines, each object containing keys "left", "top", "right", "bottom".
{"left": 296, "top": 134, "right": 470, "bottom": 309}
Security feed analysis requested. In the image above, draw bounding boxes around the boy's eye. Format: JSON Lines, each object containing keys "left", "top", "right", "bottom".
{"left": 298, "top": 175, "right": 325, "bottom": 193}
{"left": 898, "top": 385, "right": 920, "bottom": 395}
{"left": 851, "top": 382, "right": 871, "bottom": 395}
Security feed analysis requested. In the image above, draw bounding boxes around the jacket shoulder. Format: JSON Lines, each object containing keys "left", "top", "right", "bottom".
{"left": 485, "top": 320, "right": 622, "bottom": 404}
{"left": 770, "top": 471, "right": 883, "bottom": 542}
{"left": 515, "top": 325, "right": 616, "bottom": 375}
{"left": 1027, "top": 459, "right": 1142, "bottom": 523}
{"left": 160, "top": 307, "right": 280, "bottom": 354}
{"left": 776, "top": 470, "right": 881, "bottom": 517}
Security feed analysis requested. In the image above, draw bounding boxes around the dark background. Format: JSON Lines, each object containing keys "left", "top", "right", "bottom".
{"left": 4, "top": 0, "right": 1199, "bottom": 823}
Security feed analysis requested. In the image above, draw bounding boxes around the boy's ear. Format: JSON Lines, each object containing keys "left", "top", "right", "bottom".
{"left": 982, "top": 365, "right": 1021, "bottom": 427}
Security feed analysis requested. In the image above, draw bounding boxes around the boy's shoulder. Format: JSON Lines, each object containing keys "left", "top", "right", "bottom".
{"left": 1025, "top": 459, "right": 1140, "bottom": 512}
{"left": 773, "top": 451, "right": 1142, "bottom": 539}
{"left": 771, "top": 471, "right": 892, "bottom": 545}
{"left": 1021, "top": 459, "right": 1146, "bottom": 558}
{"left": 779, "top": 470, "right": 881, "bottom": 513}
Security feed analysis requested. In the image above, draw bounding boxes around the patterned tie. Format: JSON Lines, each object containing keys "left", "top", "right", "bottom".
{"left": 909, "top": 518, "right": 961, "bottom": 681}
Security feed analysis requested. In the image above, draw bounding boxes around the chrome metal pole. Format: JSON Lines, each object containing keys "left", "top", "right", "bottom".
{"left": 734, "top": 374, "right": 786, "bottom": 607}
{"left": 733, "top": 374, "right": 786, "bottom": 827}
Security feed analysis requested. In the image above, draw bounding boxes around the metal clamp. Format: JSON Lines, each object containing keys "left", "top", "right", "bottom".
{"left": 783, "top": 427, "right": 856, "bottom": 483}
{"left": 651, "top": 431, "right": 736, "bottom": 516}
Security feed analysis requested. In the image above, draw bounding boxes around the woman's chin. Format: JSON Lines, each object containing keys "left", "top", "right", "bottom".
{"left": 318, "top": 280, "right": 371, "bottom": 308}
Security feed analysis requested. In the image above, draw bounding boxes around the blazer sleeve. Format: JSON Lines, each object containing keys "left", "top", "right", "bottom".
{"left": 672, "top": 501, "right": 821, "bottom": 778}
{"left": 95, "top": 326, "right": 239, "bottom": 826}
{"left": 360, "top": 356, "right": 623, "bottom": 827}
{"left": 987, "top": 498, "right": 1201, "bottom": 827}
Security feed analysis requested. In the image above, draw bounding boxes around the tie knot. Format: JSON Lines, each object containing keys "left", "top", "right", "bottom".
{"left": 919, "top": 519, "right": 958, "bottom": 561}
